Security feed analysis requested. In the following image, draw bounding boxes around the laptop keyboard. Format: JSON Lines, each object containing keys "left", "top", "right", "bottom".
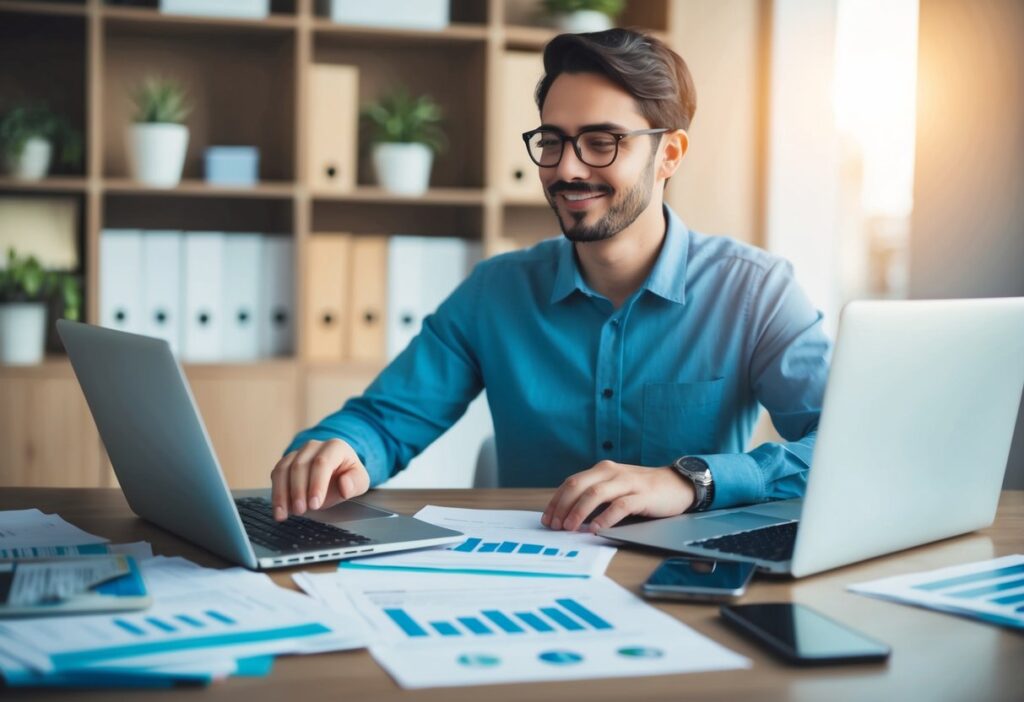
{"left": 686, "top": 521, "right": 799, "bottom": 562}
{"left": 235, "top": 497, "right": 373, "bottom": 554}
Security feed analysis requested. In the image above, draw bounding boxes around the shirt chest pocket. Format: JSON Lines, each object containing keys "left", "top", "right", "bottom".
{"left": 641, "top": 379, "right": 726, "bottom": 466}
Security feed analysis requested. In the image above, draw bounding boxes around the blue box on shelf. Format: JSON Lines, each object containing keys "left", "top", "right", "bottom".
{"left": 204, "top": 146, "right": 260, "bottom": 186}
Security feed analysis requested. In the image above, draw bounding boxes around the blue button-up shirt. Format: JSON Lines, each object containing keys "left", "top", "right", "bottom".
{"left": 288, "top": 205, "right": 832, "bottom": 509}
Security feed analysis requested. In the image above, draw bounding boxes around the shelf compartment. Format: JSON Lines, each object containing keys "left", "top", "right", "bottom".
{"left": 311, "top": 186, "right": 485, "bottom": 206}
{"left": 312, "top": 38, "right": 486, "bottom": 190}
{"left": 101, "top": 1, "right": 297, "bottom": 28}
{"left": 103, "top": 192, "right": 293, "bottom": 233}
{"left": 0, "top": 1, "right": 86, "bottom": 17}
{"left": 102, "top": 22, "right": 296, "bottom": 181}
{"left": 0, "top": 12, "right": 88, "bottom": 178}
{"left": 103, "top": 178, "right": 295, "bottom": 199}
{"left": 312, "top": 199, "right": 483, "bottom": 240}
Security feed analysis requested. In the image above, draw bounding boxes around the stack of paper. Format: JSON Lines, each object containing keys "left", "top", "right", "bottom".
{"left": 0, "top": 509, "right": 369, "bottom": 688}
{"left": 0, "top": 556, "right": 368, "bottom": 687}
{"left": 849, "top": 554, "right": 1024, "bottom": 630}
{"left": 297, "top": 507, "right": 748, "bottom": 688}
{"left": 340, "top": 506, "right": 617, "bottom": 578}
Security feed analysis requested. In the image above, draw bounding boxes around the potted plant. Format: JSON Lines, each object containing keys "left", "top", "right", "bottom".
{"left": 362, "top": 88, "right": 446, "bottom": 196}
{"left": 542, "top": 0, "right": 625, "bottom": 33}
{"left": 0, "top": 248, "right": 81, "bottom": 365}
{"left": 128, "top": 76, "right": 192, "bottom": 187}
{"left": 0, "top": 104, "right": 82, "bottom": 181}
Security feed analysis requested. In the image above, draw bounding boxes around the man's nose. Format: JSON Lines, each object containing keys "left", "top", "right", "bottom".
{"left": 552, "top": 140, "right": 592, "bottom": 182}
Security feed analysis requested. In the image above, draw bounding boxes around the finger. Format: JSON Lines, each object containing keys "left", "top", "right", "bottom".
{"left": 589, "top": 494, "right": 640, "bottom": 532}
{"left": 288, "top": 441, "right": 322, "bottom": 515}
{"left": 544, "top": 462, "right": 616, "bottom": 530}
{"left": 561, "top": 478, "right": 626, "bottom": 532}
{"left": 336, "top": 462, "right": 370, "bottom": 500}
{"left": 306, "top": 439, "right": 351, "bottom": 510}
{"left": 270, "top": 451, "right": 297, "bottom": 521}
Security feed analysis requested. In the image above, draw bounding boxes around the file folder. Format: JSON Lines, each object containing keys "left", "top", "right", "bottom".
{"left": 305, "top": 234, "right": 351, "bottom": 362}
{"left": 140, "top": 231, "right": 182, "bottom": 355}
{"left": 182, "top": 232, "right": 225, "bottom": 362}
{"left": 259, "top": 236, "right": 295, "bottom": 357}
{"left": 221, "top": 234, "right": 263, "bottom": 361}
{"left": 385, "top": 236, "right": 425, "bottom": 360}
{"left": 308, "top": 64, "right": 359, "bottom": 192}
{"left": 99, "top": 230, "right": 143, "bottom": 335}
{"left": 347, "top": 234, "right": 388, "bottom": 362}
{"left": 386, "top": 236, "right": 479, "bottom": 360}
{"left": 500, "top": 51, "right": 546, "bottom": 202}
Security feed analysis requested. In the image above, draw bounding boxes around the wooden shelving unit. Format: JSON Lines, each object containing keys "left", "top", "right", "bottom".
{"left": 0, "top": 0, "right": 689, "bottom": 488}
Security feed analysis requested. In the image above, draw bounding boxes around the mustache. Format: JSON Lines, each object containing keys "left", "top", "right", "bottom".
{"left": 547, "top": 182, "right": 613, "bottom": 197}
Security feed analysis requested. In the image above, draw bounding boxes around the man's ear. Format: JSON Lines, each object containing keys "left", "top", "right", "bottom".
{"left": 657, "top": 129, "right": 689, "bottom": 181}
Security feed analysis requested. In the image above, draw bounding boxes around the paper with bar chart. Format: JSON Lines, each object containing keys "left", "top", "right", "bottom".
{"left": 0, "top": 556, "right": 369, "bottom": 675}
{"left": 849, "top": 554, "right": 1024, "bottom": 630}
{"left": 339, "top": 506, "right": 616, "bottom": 578}
{"left": 295, "top": 569, "right": 749, "bottom": 688}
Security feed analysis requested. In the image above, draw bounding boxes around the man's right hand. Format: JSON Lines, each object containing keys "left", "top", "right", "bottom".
{"left": 270, "top": 438, "right": 371, "bottom": 521}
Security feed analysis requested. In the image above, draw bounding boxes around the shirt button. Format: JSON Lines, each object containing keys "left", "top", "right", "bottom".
{"left": 610, "top": 319, "right": 620, "bottom": 327}
{"left": 602, "top": 440, "right": 614, "bottom": 450}
{"left": 602, "top": 388, "right": 613, "bottom": 398}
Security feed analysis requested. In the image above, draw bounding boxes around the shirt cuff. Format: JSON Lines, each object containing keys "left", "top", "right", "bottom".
{"left": 697, "top": 452, "right": 765, "bottom": 510}
{"left": 283, "top": 423, "right": 391, "bottom": 488}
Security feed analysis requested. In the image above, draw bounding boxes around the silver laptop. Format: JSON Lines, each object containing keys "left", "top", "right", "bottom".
{"left": 57, "top": 320, "right": 463, "bottom": 570}
{"left": 599, "top": 298, "right": 1024, "bottom": 578}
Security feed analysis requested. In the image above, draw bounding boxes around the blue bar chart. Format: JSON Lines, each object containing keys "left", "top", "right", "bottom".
{"left": 112, "top": 610, "right": 237, "bottom": 637}
{"left": 913, "top": 563, "right": 1024, "bottom": 611}
{"left": 382, "top": 597, "right": 613, "bottom": 639}
{"left": 851, "top": 555, "right": 1024, "bottom": 630}
{"left": 448, "top": 539, "right": 579, "bottom": 558}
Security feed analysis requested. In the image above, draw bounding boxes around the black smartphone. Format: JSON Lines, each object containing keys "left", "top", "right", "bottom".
{"left": 720, "top": 603, "right": 891, "bottom": 665}
{"left": 641, "top": 557, "right": 756, "bottom": 602}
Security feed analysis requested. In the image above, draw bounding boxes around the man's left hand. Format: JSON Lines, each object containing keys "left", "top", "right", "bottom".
{"left": 541, "top": 461, "right": 696, "bottom": 533}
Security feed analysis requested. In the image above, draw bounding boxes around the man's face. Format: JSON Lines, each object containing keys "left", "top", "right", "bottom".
{"left": 538, "top": 72, "right": 661, "bottom": 243}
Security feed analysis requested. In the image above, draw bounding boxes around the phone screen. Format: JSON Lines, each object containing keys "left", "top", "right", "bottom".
{"left": 645, "top": 558, "right": 756, "bottom": 591}
{"left": 721, "top": 603, "right": 891, "bottom": 662}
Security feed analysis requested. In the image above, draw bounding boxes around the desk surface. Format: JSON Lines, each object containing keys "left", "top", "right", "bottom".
{"left": 1, "top": 488, "right": 1021, "bottom": 701}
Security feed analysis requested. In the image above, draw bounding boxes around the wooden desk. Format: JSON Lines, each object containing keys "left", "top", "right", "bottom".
{"left": 2, "top": 488, "right": 1022, "bottom": 701}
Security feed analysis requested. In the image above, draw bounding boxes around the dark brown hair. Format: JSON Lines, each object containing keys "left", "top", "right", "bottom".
{"left": 535, "top": 28, "right": 697, "bottom": 131}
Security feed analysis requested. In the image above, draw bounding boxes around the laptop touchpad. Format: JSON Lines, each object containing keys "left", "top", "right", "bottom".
{"left": 696, "top": 511, "right": 786, "bottom": 530}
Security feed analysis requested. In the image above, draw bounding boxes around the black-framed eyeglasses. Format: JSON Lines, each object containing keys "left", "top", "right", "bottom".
{"left": 521, "top": 127, "right": 673, "bottom": 168}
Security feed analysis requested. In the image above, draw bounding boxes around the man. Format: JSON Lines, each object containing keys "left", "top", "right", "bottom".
{"left": 271, "top": 29, "right": 831, "bottom": 533}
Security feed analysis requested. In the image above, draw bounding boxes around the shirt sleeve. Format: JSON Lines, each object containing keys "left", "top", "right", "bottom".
{"left": 283, "top": 263, "right": 486, "bottom": 487}
{"left": 699, "top": 259, "right": 832, "bottom": 509}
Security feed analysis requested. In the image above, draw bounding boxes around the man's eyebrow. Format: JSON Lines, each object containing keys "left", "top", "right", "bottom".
{"left": 536, "top": 122, "right": 630, "bottom": 133}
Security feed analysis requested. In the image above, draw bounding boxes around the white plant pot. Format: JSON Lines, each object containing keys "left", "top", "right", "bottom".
{"left": 372, "top": 142, "right": 434, "bottom": 196}
{"left": 0, "top": 302, "right": 47, "bottom": 365}
{"left": 555, "top": 10, "right": 614, "bottom": 34}
{"left": 7, "top": 137, "right": 52, "bottom": 181}
{"left": 129, "top": 123, "right": 189, "bottom": 187}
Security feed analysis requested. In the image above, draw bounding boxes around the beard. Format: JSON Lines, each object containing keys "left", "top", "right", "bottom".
{"left": 546, "top": 155, "right": 657, "bottom": 244}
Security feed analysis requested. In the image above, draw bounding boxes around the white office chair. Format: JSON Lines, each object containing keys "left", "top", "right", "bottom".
{"left": 473, "top": 435, "right": 499, "bottom": 488}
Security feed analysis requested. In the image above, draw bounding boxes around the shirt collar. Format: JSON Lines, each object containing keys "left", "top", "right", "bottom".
{"left": 549, "top": 204, "right": 690, "bottom": 306}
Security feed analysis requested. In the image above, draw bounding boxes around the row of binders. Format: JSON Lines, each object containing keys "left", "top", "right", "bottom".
{"left": 307, "top": 234, "right": 480, "bottom": 363}
{"left": 99, "top": 230, "right": 480, "bottom": 364}
{"left": 100, "top": 230, "right": 294, "bottom": 362}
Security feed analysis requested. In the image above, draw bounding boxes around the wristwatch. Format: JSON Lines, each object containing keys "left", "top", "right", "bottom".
{"left": 671, "top": 456, "right": 715, "bottom": 512}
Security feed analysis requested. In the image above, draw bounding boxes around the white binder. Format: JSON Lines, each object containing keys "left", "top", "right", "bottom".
{"left": 140, "top": 231, "right": 182, "bottom": 355}
{"left": 385, "top": 236, "right": 425, "bottom": 360}
{"left": 182, "top": 232, "right": 225, "bottom": 362}
{"left": 259, "top": 236, "right": 295, "bottom": 357}
{"left": 99, "top": 229, "right": 143, "bottom": 335}
{"left": 221, "top": 234, "right": 263, "bottom": 361}
{"left": 386, "top": 236, "right": 480, "bottom": 360}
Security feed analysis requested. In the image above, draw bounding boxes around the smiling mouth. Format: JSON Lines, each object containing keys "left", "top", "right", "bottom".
{"left": 558, "top": 191, "right": 607, "bottom": 209}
